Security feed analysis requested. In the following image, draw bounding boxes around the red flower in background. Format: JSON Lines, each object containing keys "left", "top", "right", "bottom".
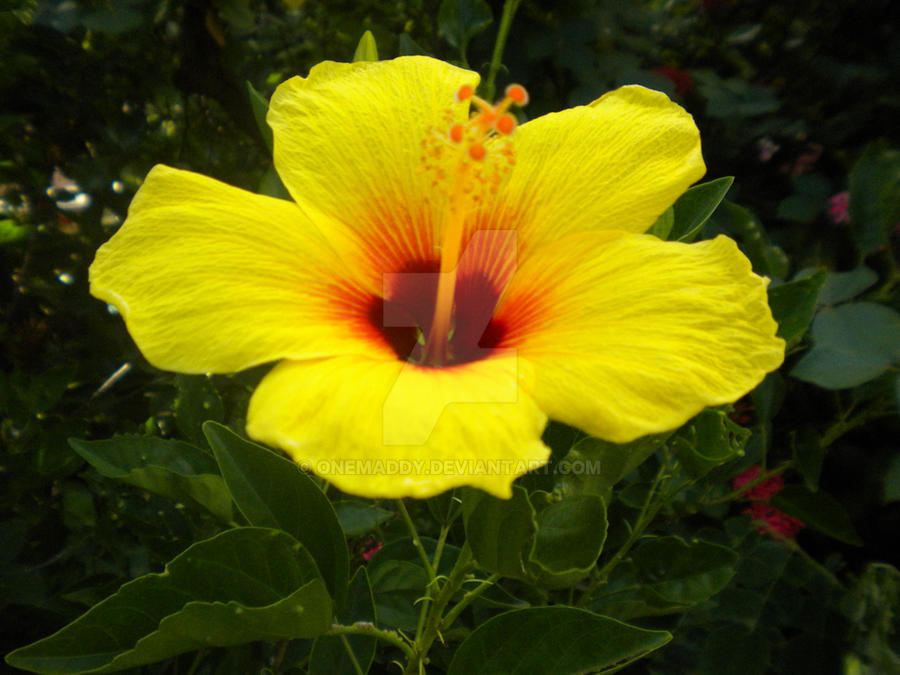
{"left": 653, "top": 65, "right": 695, "bottom": 95}
{"left": 732, "top": 465, "right": 805, "bottom": 539}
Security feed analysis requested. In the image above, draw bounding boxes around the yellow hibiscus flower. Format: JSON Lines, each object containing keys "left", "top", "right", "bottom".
{"left": 89, "top": 56, "right": 784, "bottom": 499}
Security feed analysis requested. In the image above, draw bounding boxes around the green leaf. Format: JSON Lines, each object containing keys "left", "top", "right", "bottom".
{"left": 558, "top": 433, "right": 668, "bottom": 500}
{"left": 790, "top": 302, "right": 900, "bottom": 389}
{"left": 68, "top": 436, "right": 233, "bottom": 522}
{"left": 352, "top": 30, "right": 378, "bottom": 62}
{"left": 246, "top": 81, "right": 274, "bottom": 153}
{"left": 883, "top": 452, "right": 900, "bottom": 504}
{"left": 767, "top": 270, "right": 827, "bottom": 346}
{"left": 437, "top": 0, "right": 492, "bottom": 53}
{"left": 848, "top": 142, "right": 900, "bottom": 255}
{"left": 698, "top": 626, "right": 771, "bottom": 675}
{"left": 671, "top": 176, "right": 734, "bottom": 242}
{"left": 204, "top": 422, "right": 349, "bottom": 604}
{"left": 647, "top": 206, "right": 673, "bottom": 239}
{"left": 708, "top": 201, "right": 789, "bottom": 280}
{"left": 367, "top": 559, "right": 428, "bottom": 631}
{"left": 817, "top": 266, "right": 878, "bottom": 306}
{"left": 632, "top": 536, "right": 738, "bottom": 605}
{"left": 1, "top": 218, "right": 31, "bottom": 245}
{"left": 398, "top": 33, "right": 428, "bottom": 56}
{"left": 309, "top": 568, "right": 376, "bottom": 675}
{"left": 333, "top": 500, "right": 393, "bottom": 536}
{"left": 5, "top": 528, "right": 332, "bottom": 674}
{"left": 447, "top": 607, "right": 671, "bottom": 675}
{"left": 258, "top": 164, "right": 291, "bottom": 200}
{"left": 365, "top": 537, "right": 461, "bottom": 629}
{"left": 671, "top": 410, "right": 750, "bottom": 478}
{"left": 528, "top": 495, "right": 607, "bottom": 586}
{"left": 464, "top": 486, "right": 536, "bottom": 579}
{"left": 174, "top": 374, "right": 224, "bottom": 448}
{"left": 776, "top": 173, "right": 831, "bottom": 224}
{"left": 426, "top": 488, "right": 462, "bottom": 525}
{"left": 773, "top": 485, "right": 862, "bottom": 545}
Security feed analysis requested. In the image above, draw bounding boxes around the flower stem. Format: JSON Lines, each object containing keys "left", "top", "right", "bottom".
{"left": 483, "top": 0, "right": 522, "bottom": 102}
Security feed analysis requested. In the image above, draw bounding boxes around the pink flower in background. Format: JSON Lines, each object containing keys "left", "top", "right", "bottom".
{"left": 732, "top": 465, "right": 805, "bottom": 539}
{"left": 361, "top": 538, "right": 383, "bottom": 562}
{"left": 828, "top": 191, "right": 850, "bottom": 224}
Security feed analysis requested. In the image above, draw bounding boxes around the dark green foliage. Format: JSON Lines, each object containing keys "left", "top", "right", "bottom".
{"left": 2, "top": 1, "right": 899, "bottom": 673}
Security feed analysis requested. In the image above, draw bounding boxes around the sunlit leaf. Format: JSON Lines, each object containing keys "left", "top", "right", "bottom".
{"left": 352, "top": 30, "right": 378, "bottom": 62}
{"left": 68, "top": 436, "right": 233, "bottom": 523}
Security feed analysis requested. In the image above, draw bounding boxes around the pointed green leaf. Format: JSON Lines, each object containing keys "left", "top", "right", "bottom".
{"left": 204, "top": 422, "right": 348, "bottom": 604}
{"left": 767, "top": 270, "right": 827, "bottom": 347}
{"left": 68, "top": 436, "right": 233, "bottom": 522}
{"left": 773, "top": 485, "right": 863, "bottom": 546}
{"left": 647, "top": 206, "right": 674, "bottom": 239}
{"left": 309, "top": 568, "right": 376, "bottom": 675}
{"left": 352, "top": 30, "right": 378, "bottom": 62}
{"left": 333, "top": 500, "right": 393, "bottom": 536}
{"left": 5, "top": 528, "right": 332, "bottom": 674}
{"left": 632, "top": 536, "right": 738, "bottom": 605}
{"left": 671, "top": 176, "right": 734, "bottom": 242}
{"left": 246, "top": 81, "right": 274, "bottom": 153}
{"left": 447, "top": 607, "right": 671, "bottom": 675}
{"left": 464, "top": 486, "right": 536, "bottom": 579}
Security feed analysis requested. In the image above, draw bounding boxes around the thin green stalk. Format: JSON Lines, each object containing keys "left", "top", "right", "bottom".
{"left": 482, "top": 0, "right": 522, "bottom": 101}
{"left": 396, "top": 499, "right": 437, "bottom": 583}
{"left": 327, "top": 623, "right": 415, "bottom": 661}
{"left": 403, "top": 543, "right": 476, "bottom": 675}
{"left": 338, "top": 634, "right": 365, "bottom": 675}
{"left": 580, "top": 456, "right": 670, "bottom": 603}
{"left": 185, "top": 648, "right": 206, "bottom": 675}
{"left": 441, "top": 573, "right": 501, "bottom": 630}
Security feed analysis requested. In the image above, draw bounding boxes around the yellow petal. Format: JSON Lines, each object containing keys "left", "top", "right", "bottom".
{"left": 482, "top": 85, "right": 705, "bottom": 253}
{"left": 268, "top": 56, "right": 479, "bottom": 279}
{"left": 245, "top": 354, "right": 549, "bottom": 499}
{"left": 89, "top": 165, "right": 389, "bottom": 373}
{"left": 495, "top": 232, "right": 784, "bottom": 442}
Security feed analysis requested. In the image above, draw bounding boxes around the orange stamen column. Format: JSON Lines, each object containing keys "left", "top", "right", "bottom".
{"left": 423, "top": 84, "right": 528, "bottom": 367}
